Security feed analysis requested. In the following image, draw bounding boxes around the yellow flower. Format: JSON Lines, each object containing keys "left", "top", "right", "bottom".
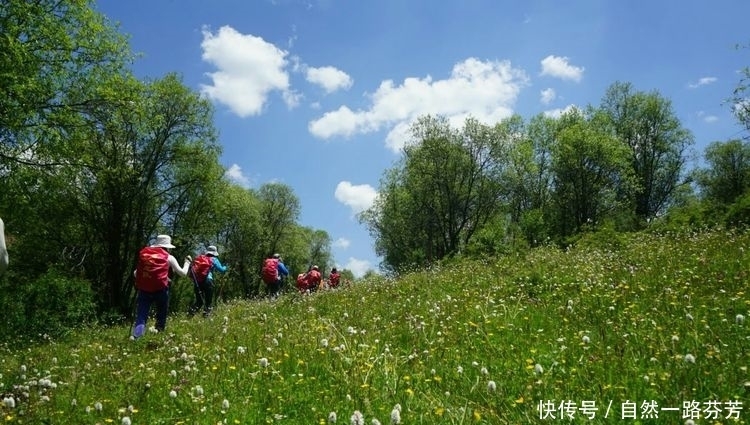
{"left": 434, "top": 407, "right": 445, "bottom": 417}
{"left": 473, "top": 410, "right": 482, "bottom": 421}
{"left": 405, "top": 388, "right": 414, "bottom": 397}
{"left": 515, "top": 397, "right": 524, "bottom": 404}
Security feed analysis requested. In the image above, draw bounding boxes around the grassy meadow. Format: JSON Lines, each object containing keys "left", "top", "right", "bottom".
{"left": 1, "top": 228, "right": 749, "bottom": 424}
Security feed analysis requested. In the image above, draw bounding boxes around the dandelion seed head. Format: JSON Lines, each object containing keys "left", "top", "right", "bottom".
{"left": 487, "top": 380, "right": 497, "bottom": 391}
{"left": 122, "top": 416, "right": 132, "bottom": 425}
{"left": 170, "top": 370, "right": 177, "bottom": 378}
{"left": 582, "top": 335, "right": 590, "bottom": 344}
{"left": 259, "top": 357, "right": 269, "bottom": 368}
{"left": 480, "top": 367, "right": 488, "bottom": 375}
{"left": 328, "top": 411, "right": 337, "bottom": 423}
{"left": 534, "top": 363, "right": 544, "bottom": 374}
{"left": 351, "top": 410, "right": 364, "bottom": 425}
{"left": 684, "top": 353, "right": 696, "bottom": 363}
{"left": 736, "top": 314, "right": 745, "bottom": 324}
{"left": 222, "top": 399, "right": 230, "bottom": 410}
{"left": 169, "top": 390, "right": 177, "bottom": 398}
{"left": 94, "top": 401, "right": 103, "bottom": 411}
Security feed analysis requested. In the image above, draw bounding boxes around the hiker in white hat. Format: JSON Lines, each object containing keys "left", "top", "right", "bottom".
{"left": 132, "top": 234, "right": 192, "bottom": 339}
{"left": 188, "top": 245, "right": 228, "bottom": 317}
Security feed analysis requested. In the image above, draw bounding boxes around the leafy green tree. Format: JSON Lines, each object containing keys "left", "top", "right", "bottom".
{"left": 599, "top": 82, "right": 693, "bottom": 222}
{"left": 550, "top": 109, "right": 633, "bottom": 238}
{"left": 361, "top": 115, "right": 508, "bottom": 272}
{"left": 695, "top": 139, "right": 750, "bottom": 205}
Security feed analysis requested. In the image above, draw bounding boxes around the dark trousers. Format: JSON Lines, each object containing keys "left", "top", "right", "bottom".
{"left": 267, "top": 278, "right": 282, "bottom": 297}
{"left": 134, "top": 288, "right": 169, "bottom": 337}
{"left": 190, "top": 280, "right": 214, "bottom": 316}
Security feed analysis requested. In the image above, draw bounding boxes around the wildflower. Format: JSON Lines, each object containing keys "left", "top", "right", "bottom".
{"left": 487, "top": 380, "right": 497, "bottom": 391}
{"left": 328, "top": 411, "right": 337, "bottom": 423}
{"left": 582, "top": 335, "right": 590, "bottom": 344}
{"left": 686, "top": 313, "right": 693, "bottom": 321}
{"left": 347, "top": 326, "right": 357, "bottom": 335}
{"left": 372, "top": 420, "right": 381, "bottom": 425}
{"left": 736, "top": 314, "right": 745, "bottom": 324}
{"left": 52, "top": 357, "right": 58, "bottom": 364}
{"left": 222, "top": 399, "right": 230, "bottom": 410}
{"left": 170, "top": 370, "right": 177, "bottom": 378}
{"left": 457, "top": 366, "right": 463, "bottom": 374}
{"left": 671, "top": 335, "right": 679, "bottom": 342}
{"left": 471, "top": 361, "right": 479, "bottom": 367}
{"left": 169, "top": 390, "right": 177, "bottom": 398}
{"left": 237, "top": 346, "right": 246, "bottom": 354}
{"left": 122, "top": 417, "right": 132, "bottom": 425}
{"left": 272, "top": 338, "right": 279, "bottom": 346}
{"left": 643, "top": 375, "right": 649, "bottom": 383}
{"left": 3, "top": 397, "right": 15, "bottom": 408}
{"left": 71, "top": 399, "right": 77, "bottom": 406}
{"left": 390, "top": 404, "right": 401, "bottom": 424}
{"left": 259, "top": 358, "right": 269, "bottom": 368}
{"left": 20, "top": 365, "right": 26, "bottom": 373}
{"left": 321, "top": 339, "right": 329, "bottom": 347}
{"left": 194, "top": 385, "right": 204, "bottom": 396}
{"left": 94, "top": 401, "right": 103, "bottom": 412}
{"left": 684, "top": 353, "right": 696, "bottom": 364}
{"left": 351, "top": 410, "right": 364, "bottom": 425}
{"left": 480, "top": 367, "right": 488, "bottom": 375}
{"left": 534, "top": 364, "right": 544, "bottom": 375}
{"left": 685, "top": 420, "right": 695, "bottom": 425}
{"left": 180, "top": 352, "right": 188, "bottom": 361}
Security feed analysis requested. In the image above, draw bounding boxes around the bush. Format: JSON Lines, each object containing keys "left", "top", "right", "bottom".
{"left": 0, "top": 269, "right": 96, "bottom": 340}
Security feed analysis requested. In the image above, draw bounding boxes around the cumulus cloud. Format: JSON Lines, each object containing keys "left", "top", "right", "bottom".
{"left": 334, "top": 181, "right": 377, "bottom": 214}
{"left": 309, "top": 57, "right": 529, "bottom": 153}
{"left": 225, "top": 163, "right": 251, "bottom": 187}
{"left": 540, "top": 88, "right": 556, "bottom": 105}
{"left": 343, "top": 257, "right": 372, "bottom": 278}
{"left": 306, "top": 66, "right": 353, "bottom": 93}
{"left": 200, "top": 25, "right": 294, "bottom": 117}
{"left": 540, "top": 55, "right": 584, "bottom": 82}
{"left": 333, "top": 237, "right": 351, "bottom": 249}
{"left": 688, "top": 76, "right": 717, "bottom": 88}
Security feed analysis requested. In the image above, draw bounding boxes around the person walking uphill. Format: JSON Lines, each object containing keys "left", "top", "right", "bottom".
{"left": 262, "top": 253, "right": 288, "bottom": 298}
{"left": 132, "top": 235, "right": 191, "bottom": 339}
{"left": 189, "top": 245, "right": 228, "bottom": 318}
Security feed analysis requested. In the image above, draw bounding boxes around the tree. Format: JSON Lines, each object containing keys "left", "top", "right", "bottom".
{"left": 550, "top": 109, "right": 633, "bottom": 238}
{"left": 257, "top": 182, "right": 301, "bottom": 258}
{"left": 360, "top": 115, "right": 508, "bottom": 272}
{"left": 600, "top": 82, "right": 693, "bottom": 222}
{"left": 695, "top": 139, "right": 750, "bottom": 205}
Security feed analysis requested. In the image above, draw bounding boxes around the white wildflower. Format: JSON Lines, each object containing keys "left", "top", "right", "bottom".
{"left": 487, "top": 380, "right": 497, "bottom": 391}
{"left": 237, "top": 346, "right": 246, "bottom": 354}
{"left": 222, "top": 399, "right": 230, "bottom": 410}
{"left": 582, "top": 335, "right": 590, "bottom": 344}
{"left": 3, "top": 397, "right": 15, "bottom": 408}
{"left": 328, "top": 411, "right": 337, "bottom": 423}
{"left": 321, "top": 338, "right": 329, "bottom": 347}
{"left": 170, "top": 369, "right": 177, "bottom": 378}
{"left": 122, "top": 417, "right": 132, "bottom": 425}
{"left": 258, "top": 357, "right": 269, "bottom": 368}
{"left": 671, "top": 335, "right": 679, "bottom": 342}
{"left": 684, "top": 353, "right": 696, "bottom": 364}
{"left": 94, "top": 401, "right": 103, "bottom": 411}
{"left": 686, "top": 313, "right": 693, "bottom": 321}
{"left": 736, "top": 314, "right": 745, "bottom": 324}
{"left": 169, "top": 390, "right": 177, "bottom": 398}
{"left": 351, "top": 410, "right": 364, "bottom": 425}
{"left": 390, "top": 404, "right": 402, "bottom": 424}
{"left": 194, "top": 385, "right": 204, "bottom": 396}
{"left": 534, "top": 363, "right": 544, "bottom": 375}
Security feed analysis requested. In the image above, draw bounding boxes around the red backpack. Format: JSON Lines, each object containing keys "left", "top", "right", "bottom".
{"left": 135, "top": 246, "right": 170, "bottom": 292}
{"left": 262, "top": 258, "right": 279, "bottom": 284}
{"left": 329, "top": 272, "right": 341, "bottom": 288}
{"left": 190, "top": 254, "right": 213, "bottom": 284}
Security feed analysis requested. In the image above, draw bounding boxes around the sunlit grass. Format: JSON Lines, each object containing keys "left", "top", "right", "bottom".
{"left": 1, "top": 228, "right": 748, "bottom": 424}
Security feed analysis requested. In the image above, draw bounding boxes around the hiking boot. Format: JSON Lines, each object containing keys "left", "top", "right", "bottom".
{"left": 133, "top": 324, "right": 146, "bottom": 339}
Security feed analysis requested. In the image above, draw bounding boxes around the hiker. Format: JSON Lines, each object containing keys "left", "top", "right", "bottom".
{"left": 188, "top": 245, "right": 228, "bottom": 317}
{"left": 296, "top": 272, "right": 309, "bottom": 293}
{"left": 132, "top": 234, "right": 191, "bottom": 339}
{"left": 262, "top": 253, "right": 289, "bottom": 298}
{"left": 307, "top": 265, "right": 322, "bottom": 293}
{"left": 329, "top": 267, "right": 341, "bottom": 289}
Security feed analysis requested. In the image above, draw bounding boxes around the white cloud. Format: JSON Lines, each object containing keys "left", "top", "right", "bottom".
{"left": 225, "top": 163, "right": 251, "bottom": 187}
{"left": 333, "top": 237, "right": 351, "bottom": 249}
{"left": 543, "top": 104, "right": 579, "bottom": 118}
{"left": 540, "top": 55, "right": 584, "bottom": 82}
{"left": 200, "top": 26, "right": 294, "bottom": 117}
{"left": 540, "top": 88, "right": 556, "bottom": 105}
{"left": 309, "top": 57, "right": 529, "bottom": 153}
{"left": 343, "top": 257, "right": 371, "bottom": 278}
{"left": 334, "top": 181, "right": 377, "bottom": 214}
{"left": 306, "top": 66, "right": 353, "bottom": 93}
{"left": 688, "top": 76, "right": 717, "bottom": 89}
{"left": 697, "top": 111, "right": 719, "bottom": 123}
{"left": 282, "top": 90, "right": 303, "bottom": 109}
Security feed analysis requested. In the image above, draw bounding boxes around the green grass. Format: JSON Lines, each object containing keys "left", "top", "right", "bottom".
{"left": 1, "top": 228, "right": 749, "bottom": 424}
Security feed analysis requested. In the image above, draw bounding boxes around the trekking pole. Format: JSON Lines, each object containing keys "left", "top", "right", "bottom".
{"left": 127, "top": 286, "right": 138, "bottom": 339}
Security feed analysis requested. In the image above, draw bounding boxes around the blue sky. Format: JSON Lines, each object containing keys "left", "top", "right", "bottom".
{"left": 96, "top": 0, "right": 749, "bottom": 277}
